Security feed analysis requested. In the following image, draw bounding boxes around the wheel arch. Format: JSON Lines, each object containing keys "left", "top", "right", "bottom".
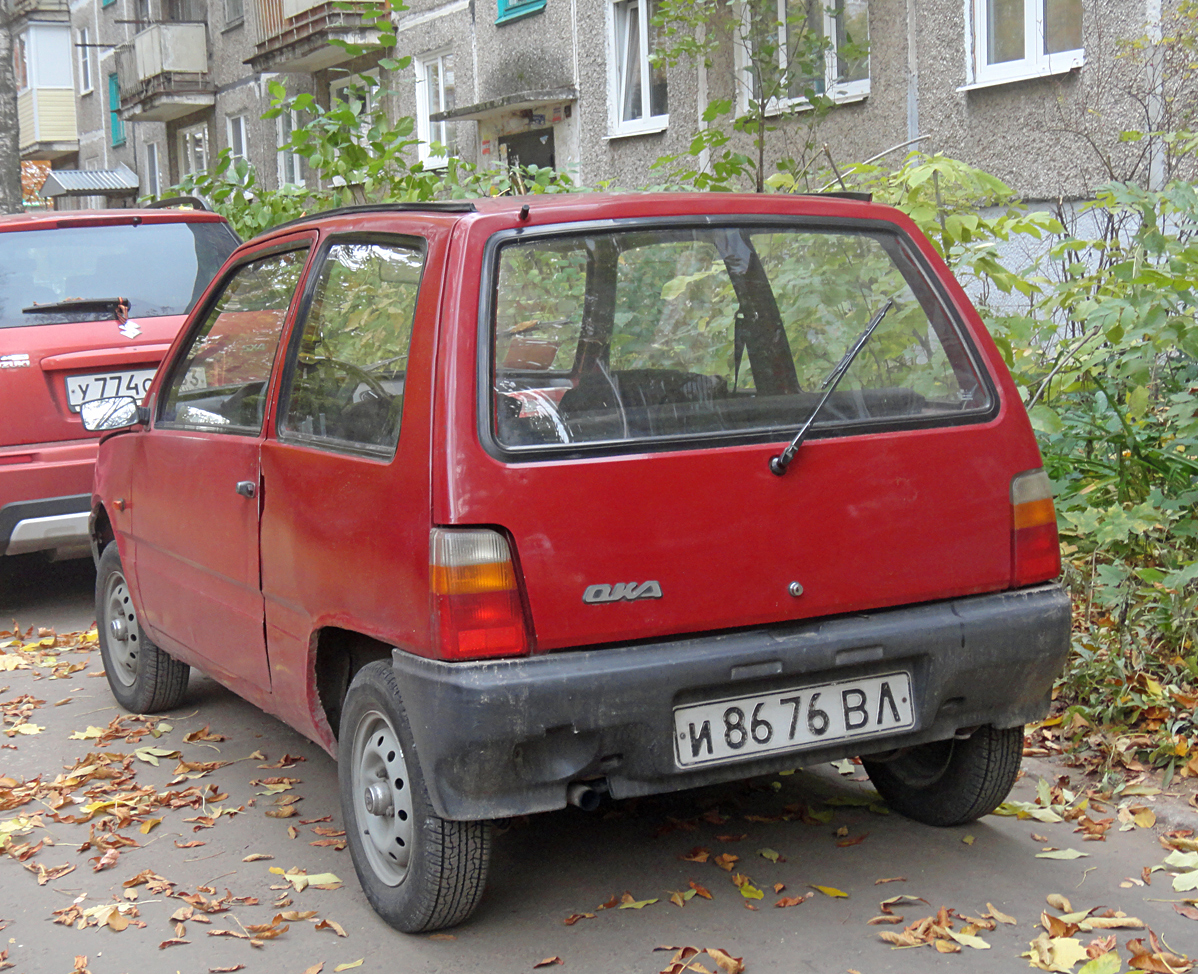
{"left": 89, "top": 502, "right": 115, "bottom": 568}
{"left": 313, "top": 627, "right": 394, "bottom": 742}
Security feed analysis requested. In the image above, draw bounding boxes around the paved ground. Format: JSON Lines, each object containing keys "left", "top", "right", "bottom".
{"left": 1, "top": 556, "right": 1196, "bottom": 974}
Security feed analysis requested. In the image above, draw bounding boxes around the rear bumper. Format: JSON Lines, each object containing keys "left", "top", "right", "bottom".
{"left": 0, "top": 439, "right": 97, "bottom": 557}
{"left": 1, "top": 494, "right": 92, "bottom": 557}
{"left": 390, "top": 583, "right": 1072, "bottom": 820}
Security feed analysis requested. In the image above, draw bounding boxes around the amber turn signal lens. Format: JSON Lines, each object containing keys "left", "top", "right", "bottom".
{"left": 429, "top": 527, "right": 530, "bottom": 660}
{"left": 1010, "top": 468, "right": 1061, "bottom": 586}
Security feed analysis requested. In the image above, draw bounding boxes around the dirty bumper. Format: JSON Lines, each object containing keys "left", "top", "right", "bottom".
{"left": 390, "top": 583, "right": 1071, "bottom": 821}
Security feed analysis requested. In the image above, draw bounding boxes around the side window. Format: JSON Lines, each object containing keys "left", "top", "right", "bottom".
{"left": 159, "top": 248, "right": 308, "bottom": 433}
{"left": 278, "top": 239, "right": 424, "bottom": 456}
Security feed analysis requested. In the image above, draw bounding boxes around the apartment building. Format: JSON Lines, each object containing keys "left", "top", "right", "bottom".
{"left": 12, "top": 0, "right": 79, "bottom": 166}
{"left": 60, "top": 0, "right": 1183, "bottom": 205}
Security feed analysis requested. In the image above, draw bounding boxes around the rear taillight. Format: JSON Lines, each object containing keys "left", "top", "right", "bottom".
{"left": 1011, "top": 468, "right": 1061, "bottom": 586}
{"left": 430, "top": 527, "right": 531, "bottom": 661}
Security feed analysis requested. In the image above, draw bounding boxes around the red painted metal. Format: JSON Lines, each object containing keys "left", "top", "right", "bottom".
{"left": 92, "top": 194, "right": 1059, "bottom": 755}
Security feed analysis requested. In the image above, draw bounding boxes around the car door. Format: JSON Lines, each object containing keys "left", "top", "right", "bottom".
{"left": 130, "top": 237, "right": 313, "bottom": 696}
{"left": 258, "top": 229, "right": 442, "bottom": 735}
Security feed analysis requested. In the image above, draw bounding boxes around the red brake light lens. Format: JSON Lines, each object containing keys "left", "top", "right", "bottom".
{"left": 430, "top": 528, "right": 530, "bottom": 661}
{"left": 1011, "top": 468, "right": 1061, "bottom": 586}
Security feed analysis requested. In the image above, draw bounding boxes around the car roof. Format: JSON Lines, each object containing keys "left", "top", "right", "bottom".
{"left": 0, "top": 208, "right": 230, "bottom": 233}
{"left": 246, "top": 191, "right": 880, "bottom": 245}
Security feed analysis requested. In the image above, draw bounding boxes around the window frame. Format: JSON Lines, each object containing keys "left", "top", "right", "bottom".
{"left": 476, "top": 215, "right": 1000, "bottom": 464}
{"left": 145, "top": 142, "right": 160, "bottom": 196}
{"left": 965, "top": 0, "right": 1083, "bottom": 89}
{"left": 224, "top": 0, "right": 245, "bottom": 27}
{"left": 76, "top": 27, "right": 93, "bottom": 95}
{"left": 607, "top": 0, "right": 669, "bottom": 139}
{"left": 496, "top": 0, "right": 546, "bottom": 25}
{"left": 155, "top": 239, "right": 314, "bottom": 435}
{"left": 274, "top": 232, "right": 428, "bottom": 460}
{"left": 276, "top": 110, "right": 305, "bottom": 187}
{"left": 179, "top": 121, "right": 209, "bottom": 176}
{"left": 415, "top": 50, "right": 457, "bottom": 169}
{"left": 108, "top": 72, "right": 125, "bottom": 147}
{"left": 733, "top": 0, "right": 870, "bottom": 117}
{"left": 227, "top": 114, "right": 249, "bottom": 163}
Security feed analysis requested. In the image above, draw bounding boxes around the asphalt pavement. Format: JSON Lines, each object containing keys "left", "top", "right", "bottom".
{"left": 1, "top": 556, "right": 1196, "bottom": 974}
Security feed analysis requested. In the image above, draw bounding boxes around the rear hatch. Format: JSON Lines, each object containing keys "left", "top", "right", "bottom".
{"left": 441, "top": 203, "right": 1044, "bottom": 652}
{"left": 0, "top": 216, "right": 238, "bottom": 447}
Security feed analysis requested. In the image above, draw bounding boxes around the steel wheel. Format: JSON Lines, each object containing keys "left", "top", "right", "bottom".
{"left": 102, "top": 567, "right": 141, "bottom": 688}
{"left": 350, "top": 708, "right": 415, "bottom": 887}
{"left": 95, "top": 541, "right": 190, "bottom": 713}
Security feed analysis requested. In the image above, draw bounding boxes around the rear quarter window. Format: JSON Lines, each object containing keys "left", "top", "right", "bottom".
{"left": 489, "top": 222, "right": 994, "bottom": 454}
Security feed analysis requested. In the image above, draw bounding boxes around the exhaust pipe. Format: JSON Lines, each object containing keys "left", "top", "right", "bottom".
{"left": 566, "top": 781, "right": 605, "bottom": 811}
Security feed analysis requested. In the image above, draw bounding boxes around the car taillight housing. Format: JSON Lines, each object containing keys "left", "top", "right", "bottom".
{"left": 1011, "top": 468, "right": 1061, "bottom": 587}
{"left": 430, "top": 527, "right": 531, "bottom": 661}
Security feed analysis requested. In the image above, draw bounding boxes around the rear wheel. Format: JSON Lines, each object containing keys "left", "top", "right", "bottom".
{"left": 339, "top": 661, "right": 491, "bottom": 932}
{"left": 862, "top": 724, "right": 1023, "bottom": 826}
{"left": 95, "top": 541, "right": 189, "bottom": 713}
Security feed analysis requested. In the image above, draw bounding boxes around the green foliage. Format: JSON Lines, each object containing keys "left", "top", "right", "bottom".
{"left": 652, "top": 0, "right": 865, "bottom": 192}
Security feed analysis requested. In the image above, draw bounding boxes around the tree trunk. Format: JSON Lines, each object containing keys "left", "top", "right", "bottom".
{"left": 0, "top": 3, "right": 26, "bottom": 214}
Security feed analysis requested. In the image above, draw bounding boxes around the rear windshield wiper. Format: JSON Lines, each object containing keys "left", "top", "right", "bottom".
{"left": 769, "top": 298, "right": 894, "bottom": 477}
{"left": 23, "top": 297, "right": 130, "bottom": 320}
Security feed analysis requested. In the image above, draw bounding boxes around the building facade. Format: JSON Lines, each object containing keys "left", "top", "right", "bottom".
{"left": 12, "top": 0, "right": 79, "bottom": 166}
{"left": 60, "top": 0, "right": 1189, "bottom": 206}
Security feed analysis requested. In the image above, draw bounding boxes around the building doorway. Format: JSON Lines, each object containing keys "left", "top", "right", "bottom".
{"left": 499, "top": 128, "right": 555, "bottom": 171}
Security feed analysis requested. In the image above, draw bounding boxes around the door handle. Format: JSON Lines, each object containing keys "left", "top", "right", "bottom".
{"left": 235, "top": 481, "right": 256, "bottom": 498}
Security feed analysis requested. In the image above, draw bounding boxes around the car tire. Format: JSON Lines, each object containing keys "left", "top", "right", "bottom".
{"left": 862, "top": 724, "right": 1023, "bottom": 827}
{"left": 339, "top": 660, "right": 491, "bottom": 933}
{"left": 95, "top": 541, "right": 190, "bottom": 713}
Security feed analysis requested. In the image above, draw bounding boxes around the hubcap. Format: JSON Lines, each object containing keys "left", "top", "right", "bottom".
{"left": 351, "top": 709, "right": 415, "bottom": 887}
{"left": 102, "top": 569, "right": 140, "bottom": 688}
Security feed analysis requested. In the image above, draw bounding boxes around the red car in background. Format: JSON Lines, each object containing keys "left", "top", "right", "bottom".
{"left": 0, "top": 208, "right": 239, "bottom": 563}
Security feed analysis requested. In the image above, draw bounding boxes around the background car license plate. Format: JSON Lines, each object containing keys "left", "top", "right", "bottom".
{"left": 674, "top": 671, "right": 914, "bottom": 768}
{"left": 65, "top": 370, "right": 156, "bottom": 412}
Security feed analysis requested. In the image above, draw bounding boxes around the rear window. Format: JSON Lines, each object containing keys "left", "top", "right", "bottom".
{"left": 490, "top": 224, "right": 993, "bottom": 453}
{"left": 0, "top": 221, "right": 239, "bottom": 328}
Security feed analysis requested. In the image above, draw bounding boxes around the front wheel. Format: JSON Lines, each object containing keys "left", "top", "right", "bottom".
{"left": 862, "top": 724, "right": 1023, "bottom": 827}
{"left": 339, "top": 661, "right": 491, "bottom": 933}
{"left": 95, "top": 541, "right": 190, "bottom": 713}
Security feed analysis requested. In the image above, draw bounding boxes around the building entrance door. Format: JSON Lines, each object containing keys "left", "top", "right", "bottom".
{"left": 499, "top": 128, "right": 555, "bottom": 170}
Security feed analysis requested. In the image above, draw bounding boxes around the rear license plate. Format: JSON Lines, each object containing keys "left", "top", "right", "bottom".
{"left": 673, "top": 671, "right": 915, "bottom": 768}
{"left": 65, "top": 370, "right": 156, "bottom": 412}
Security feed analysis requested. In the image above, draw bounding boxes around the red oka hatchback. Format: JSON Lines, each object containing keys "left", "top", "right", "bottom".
{"left": 0, "top": 207, "right": 238, "bottom": 563}
{"left": 83, "top": 194, "right": 1070, "bottom": 933}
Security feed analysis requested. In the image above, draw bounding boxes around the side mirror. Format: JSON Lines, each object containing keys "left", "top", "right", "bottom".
{"left": 81, "top": 397, "right": 140, "bottom": 431}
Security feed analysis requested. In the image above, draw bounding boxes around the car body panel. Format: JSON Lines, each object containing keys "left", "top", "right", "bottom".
{"left": 2, "top": 209, "right": 238, "bottom": 557}
{"left": 89, "top": 195, "right": 1064, "bottom": 792}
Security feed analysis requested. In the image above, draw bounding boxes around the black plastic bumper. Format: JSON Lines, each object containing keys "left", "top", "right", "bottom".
{"left": 390, "top": 583, "right": 1071, "bottom": 821}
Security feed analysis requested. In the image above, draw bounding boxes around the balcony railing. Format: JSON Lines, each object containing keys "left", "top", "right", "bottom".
{"left": 249, "top": 0, "right": 374, "bottom": 72}
{"left": 115, "top": 23, "right": 215, "bottom": 122}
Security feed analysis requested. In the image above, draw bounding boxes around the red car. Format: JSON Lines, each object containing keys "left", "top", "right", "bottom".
{"left": 84, "top": 194, "right": 1069, "bottom": 933}
{"left": 0, "top": 208, "right": 238, "bottom": 563}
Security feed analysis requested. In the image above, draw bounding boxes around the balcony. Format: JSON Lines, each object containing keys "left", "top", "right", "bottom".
{"left": 115, "top": 23, "right": 214, "bottom": 122}
{"left": 246, "top": 0, "right": 378, "bottom": 74}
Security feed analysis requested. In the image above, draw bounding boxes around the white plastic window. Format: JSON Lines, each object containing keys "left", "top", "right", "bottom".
{"left": 277, "top": 110, "right": 304, "bottom": 187}
{"left": 415, "top": 51, "right": 457, "bottom": 168}
{"left": 146, "top": 143, "right": 160, "bottom": 197}
{"left": 77, "top": 28, "right": 93, "bottom": 94}
{"left": 735, "top": 0, "right": 869, "bottom": 115}
{"left": 227, "top": 115, "right": 248, "bottom": 163}
{"left": 609, "top": 0, "right": 668, "bottom": 137}
{"left": 969, "top": 0, "right": 1082, "bottom": 87}
{"left": 180, "top": 123, "right": 209, "bottom": 176}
